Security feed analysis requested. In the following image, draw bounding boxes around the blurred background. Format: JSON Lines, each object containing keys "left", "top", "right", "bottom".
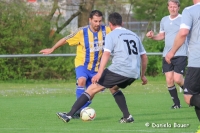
{"left": 0, "top": 0, "right": 193, "bottom": 80}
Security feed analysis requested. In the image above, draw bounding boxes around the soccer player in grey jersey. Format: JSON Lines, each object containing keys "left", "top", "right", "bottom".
{"left": 56, "top": 12, "right": 148, "bottom": 123}
{"left": 166, "top": 0, "right": 200, "bottom": 121}
{"left": 146, "top": 0, "right": 188, "bottom": 109}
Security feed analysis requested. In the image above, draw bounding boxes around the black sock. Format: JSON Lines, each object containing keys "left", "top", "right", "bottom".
{"left": 67, "top": 92, "right": 90, "bottom": 116}
{"left": 113, "top": 90, "right": 130, "bottom": 118}
{"left": 168, "top": 85, "right": 180, "bottom": 105}
{"left": 195, "top": 106, "right": 200, "bottom": 121}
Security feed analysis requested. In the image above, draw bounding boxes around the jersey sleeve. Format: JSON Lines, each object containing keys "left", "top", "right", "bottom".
{"left": 180, "top": 8, "right": 192, "bottom": 30}
{"left": 104, "top": 34, "right": 114, "bottom": 53}
{"left": 138, "top": 38, "right": 146, "bottom": 55}
{"left": 64, "top": 28, "right": 82, "bottom": 46}
{"left": 159, "top": 17, "right": 165, "bottom": 33}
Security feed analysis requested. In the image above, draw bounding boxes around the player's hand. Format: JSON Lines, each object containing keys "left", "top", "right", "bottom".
{"left": 39, "top": 48, "right": 54, "bottom": 54}
{"left": 141, "top": 76, "right": 147, "bottom": 85}
{"left": 146, "top": 31, "right": 154, "bottom": 38}
{"left": 92, "top": 73, "right": 101, "bottom": 84}
{"left": 165, "top": 51, "right": 174, "bottom": 64}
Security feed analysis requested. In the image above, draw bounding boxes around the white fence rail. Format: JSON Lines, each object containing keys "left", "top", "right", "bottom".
{"left": 0, "top": 53, "right": 162, "bottom": 58}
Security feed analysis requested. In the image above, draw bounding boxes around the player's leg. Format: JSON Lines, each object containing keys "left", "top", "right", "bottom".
{"left": 76, "top": 77, "right": 86, "bottom": 98}
{"left": 110, "top": 86, "right": 130, "bottom": 119}
{"left": 99, "top": 69, "right": 135, "bottom": 123}
{"left": 72, "top": 66, "right": 88, "bottom": 118}
{"left": 75, "top": 66, "right": 88, "bottom": 98}
{"left": 77, "top": 70, "right": 98, "bottom": 110}
{"left": 79, "top": 78, "right": 93, "bottom": 110}
{"left": 165, "top": 72, "right": 181, "bottom": 108}
{"left": 183, "top": 67, "right": 200, "bottom": 121}
{"left": 163, "top": 57, "right": 180, "bottom": 108}
{"left": 57, "top": 83, "right": 104, "bottom": 123}
{"left": 173, "top": 56, "right": 187, "bottom": 91}
{"left": 71, "top": 83, "right": 104, "bottom": 115}
{"left": 174, "top": 72, "right": 184, "bottom": 92}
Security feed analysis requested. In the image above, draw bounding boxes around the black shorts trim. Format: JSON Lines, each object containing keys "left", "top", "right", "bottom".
{"left": 97, "top": 69, "right": 135, "bottom": 89}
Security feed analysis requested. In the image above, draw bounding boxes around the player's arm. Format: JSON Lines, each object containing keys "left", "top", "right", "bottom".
{"left": 39, "top": 38, "right": 66, "bottom": 54}
{"left": 92, "top": 51, "right": 110, "bottom": 83}
{"left": 140, "top": 54, "right": 148, "bottom": 85}
{"left": 146, "top": 31, "right": 165, "bottom": 40}
{"left": 165, "top": 29, "right": 189, "bottom": 63}
{"left": 98, "top": 51, "right": 110, "bottom": 75}
{"left": 39, "top": 27, "right": 81, "bottom": 54}
{"left": 170, "top": 28, "right": 188, "bottom": 54}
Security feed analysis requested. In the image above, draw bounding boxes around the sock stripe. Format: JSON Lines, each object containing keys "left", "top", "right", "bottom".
{"left": 83, "top": 92, "right": 91, "bottom": 100}
{"left": 77, "top": 87, "right": 85, "bottom": 90}
{"left": 113, "top": 90, "right": 121, "bottom": 96}
{"left": 168, "top": 85, "right": 176, "bottom": 90}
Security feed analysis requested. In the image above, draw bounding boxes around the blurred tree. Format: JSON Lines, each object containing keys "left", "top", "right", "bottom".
{"left": 129, "top": 0, "right": 193, "bottom": 76}
{"left": 130, "top": 0, "right": 193, "bottom": 28}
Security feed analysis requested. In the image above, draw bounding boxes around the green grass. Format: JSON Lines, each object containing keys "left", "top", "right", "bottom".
{"left": 0, "top": 76, "right": 199, "bottom": 133}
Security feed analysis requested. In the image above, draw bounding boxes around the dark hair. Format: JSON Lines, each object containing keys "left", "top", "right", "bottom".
{"left": 89, "top": 10, "right": 103, "bottom": 18}
{"left": 108, "top": 12, "right": 122, "bottom": 26}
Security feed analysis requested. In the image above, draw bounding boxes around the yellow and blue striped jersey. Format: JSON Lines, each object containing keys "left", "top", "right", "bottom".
{"left": 65, "top": 25, "right": 111, "bottom": 72}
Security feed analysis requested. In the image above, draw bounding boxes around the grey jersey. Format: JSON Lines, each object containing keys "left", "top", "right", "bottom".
{"left": 160, "top": 14, "right": 188, "bottom": 57}
{"left": 180, "top": 3, "right": 200, "bottom": 67}
{"left": 104, "top": 27, "right": 146, "bottom": 79}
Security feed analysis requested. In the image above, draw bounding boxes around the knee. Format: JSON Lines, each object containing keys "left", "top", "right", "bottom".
{"left": 174, "top": 78, "right": 183, "bottom": 86}
{"left": 77, "top": 78, "right": 86, "bottom": 87}
{"left": 173, "top": 74, "right": 184, "bottom": 86}
{"left": 165, "top": 78, "right": 174, "bottom": 86}
{"left": 85, "top": 84, "right": 103, "bottom": 96}
{"left": 109, "top": 86, "right": 119, "bottom": 94}
{"left": 184, "top": 95, "right": 192, "bottom": 105}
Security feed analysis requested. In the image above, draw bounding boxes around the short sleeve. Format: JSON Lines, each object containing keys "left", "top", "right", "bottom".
{"left": 180, "top": 8, "right": 192, "bottom": 30}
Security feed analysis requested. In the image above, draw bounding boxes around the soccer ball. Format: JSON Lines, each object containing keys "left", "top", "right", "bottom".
{"left": 80, "top": 107, "right": 96, "bottom": 121}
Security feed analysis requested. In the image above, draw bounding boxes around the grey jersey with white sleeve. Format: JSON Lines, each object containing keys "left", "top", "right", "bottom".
{"left": 180, "top": 3, "right": 200, "bottom": 67}
{"left": 160, "top": 14, "right": 188, "bottom": 57}
{"left": 104, "top": 27, "right": 146, "bottom": 79}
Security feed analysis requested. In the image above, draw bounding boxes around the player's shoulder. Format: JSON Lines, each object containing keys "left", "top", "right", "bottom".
{"left": 64, "top": 25, "right": 88, "bottom": 39}
{"left": 161, "top": 15, "right": 170, "bottom": 21}
{"left": 76, "top": 25, "right": 88, "bottom": 32}
{"left": 183, "top": 4, "right": 200, "bottom": 13}
{"left": 100, "top": 25, "right": 110, "bottom": 30}
{"left": 177, "top": 14, "right": 182, "bottom": 17}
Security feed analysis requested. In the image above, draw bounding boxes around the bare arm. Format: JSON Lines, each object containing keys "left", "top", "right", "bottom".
{"left": 39, "top": 37, "right": 66, "bottom": 54}
{"left": 146, "top": 31, "right": 165, "bottom": 41}
{"left": 92, "top": 51, "right": 110, "bottom": 83}
{"left": 140, "top": 54, "right": 148, "bottom": 85}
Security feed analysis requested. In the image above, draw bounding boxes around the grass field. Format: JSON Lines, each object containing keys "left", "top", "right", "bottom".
{"left": 0, "top": 76, "right": 199, "bottom": 133}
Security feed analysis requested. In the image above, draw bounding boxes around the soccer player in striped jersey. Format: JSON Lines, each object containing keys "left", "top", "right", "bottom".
{"left": 146, "top": 0, "right": 188, "bottom": 109}
{"left": 166, "top": 0, "right": 200, "bottom": 121}
{"left": 39, "top": 10, "right": 111, "bottom": 118}
{"left": 56, "top": 12, "right": 148, "bottom": 123}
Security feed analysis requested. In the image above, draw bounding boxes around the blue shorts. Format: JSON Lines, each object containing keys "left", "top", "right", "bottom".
{"left": 75, "top": 66, "right": 97, "bottom": 89}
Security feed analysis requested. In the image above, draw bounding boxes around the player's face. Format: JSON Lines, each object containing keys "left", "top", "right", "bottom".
{"left": 89, "top": 15, "right": 102, "bottom": 32}
{"left": 168, "top": 1, "right": 180, "bottom": 18}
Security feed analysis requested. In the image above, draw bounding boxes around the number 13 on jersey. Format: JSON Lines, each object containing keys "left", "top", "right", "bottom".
{"left": 124, "top": 40, "right": 138, "bottom": 55}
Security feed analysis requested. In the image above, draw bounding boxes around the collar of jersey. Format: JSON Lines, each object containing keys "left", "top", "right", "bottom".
{"left": 115, "top": 27, "right": 125, "bottom": 30}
